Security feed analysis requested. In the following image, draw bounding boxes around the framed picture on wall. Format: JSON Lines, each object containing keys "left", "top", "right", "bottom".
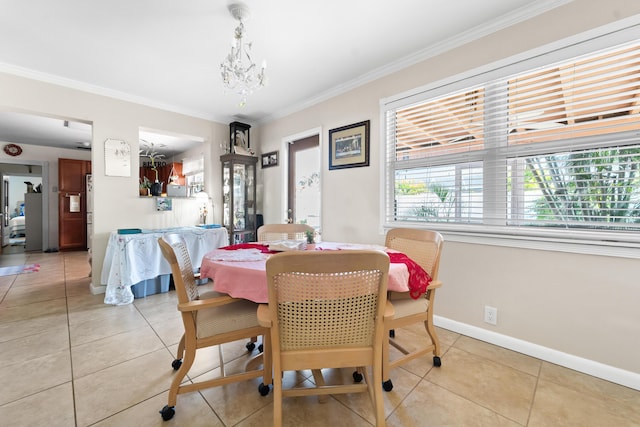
{"left": 328, "top": 120, "right": 370, "bottom": 170}
{"left": 104, "top": 138, "right": 131, "bottom": 177}
{"left": 261, "top": 151, "right": 278, "bottom": 168}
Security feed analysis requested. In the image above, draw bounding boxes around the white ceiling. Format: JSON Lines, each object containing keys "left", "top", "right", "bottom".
{"left": 0, "top": 0, "right": 568, "bottom": 154}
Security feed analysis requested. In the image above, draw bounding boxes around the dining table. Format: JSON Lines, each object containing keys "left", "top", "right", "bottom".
{"left": 199, "top": 241, "right": 428, "bottom": 304}
{"left": 102, "top": 226, "right": 229, "bottom": 305}
{"left": 199, "top": 240, "right": 431, "bottom": 387}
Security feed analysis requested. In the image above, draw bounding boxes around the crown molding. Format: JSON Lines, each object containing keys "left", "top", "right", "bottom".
{"left": 259, "top": 0, "right": 572, "bottom": 124}
{"left": 1, "top": 0, "right": 573, "bottom": 126}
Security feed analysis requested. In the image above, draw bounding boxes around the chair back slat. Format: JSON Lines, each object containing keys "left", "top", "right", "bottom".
{"left": 158, "top": 234, "right": 199, "bottom": 303}
{"left": 266, "top": 250, "right": 389, "bottom": 352}
{"left": 257, "top": 223, "right": 314, "bottom": 242}
{"left": 385, "top": 229, "right": 443, "bottom": 280}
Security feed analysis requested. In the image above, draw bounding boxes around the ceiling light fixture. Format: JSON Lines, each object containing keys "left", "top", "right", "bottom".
{"left": 220, "top": 2, "right": 266, "bottom": 107}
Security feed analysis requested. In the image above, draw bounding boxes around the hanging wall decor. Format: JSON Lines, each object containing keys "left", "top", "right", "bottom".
{"left": 105, "top": 138, "right": 131, "bottom": 177}
{"left": 328, "top": 120, "right": 370, "bottom": 170}
{"left": 156, "top": 197, "right": 172, "bottom": 211}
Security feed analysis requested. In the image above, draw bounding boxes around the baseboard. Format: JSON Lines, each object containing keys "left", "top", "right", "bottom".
{"left": 434, "top": 315, "right": 640, "bottom": 391}
{"left": 90, "top": 281, "right": 106, "bottom": 295}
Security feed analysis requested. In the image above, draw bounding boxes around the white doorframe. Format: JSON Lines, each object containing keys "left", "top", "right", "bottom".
{"left": 280, "top": 127, "right": 322, "bottom": 225}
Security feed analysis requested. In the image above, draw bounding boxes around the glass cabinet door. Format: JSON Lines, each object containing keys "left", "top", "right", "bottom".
{"left": 221, "top": 154, "right": 257, "bottom": 245}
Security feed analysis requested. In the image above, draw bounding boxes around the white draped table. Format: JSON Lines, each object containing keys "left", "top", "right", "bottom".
{"left": 101, "top": 226, "right": 228, "bottom": 305}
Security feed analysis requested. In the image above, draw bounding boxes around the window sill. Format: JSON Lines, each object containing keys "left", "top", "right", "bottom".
{"left": 383, "top": 223, "right": 640, "bottom": 259}
{"left": 444, "top": 232, "right": 640, "bottom": 259}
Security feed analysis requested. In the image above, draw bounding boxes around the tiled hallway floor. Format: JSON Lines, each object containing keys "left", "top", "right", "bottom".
{"left": 0, "top": 251, "right": 639, "bottom": 426}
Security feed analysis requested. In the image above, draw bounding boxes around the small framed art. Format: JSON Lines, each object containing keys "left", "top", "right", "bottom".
{"left": 156, "top": 197, "right": 172, "bottom": 211}
{"left": 261, "top": 151, "right": 278, "bottom": 168}
{"left": 328, "top": 120, "right": 370, "bottom": 170}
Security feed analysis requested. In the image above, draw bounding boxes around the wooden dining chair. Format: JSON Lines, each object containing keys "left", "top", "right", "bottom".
{"left": 257, "top": 223, "right": 314, "bottom": 242}
{"left": 157, "top": 234, "right": 271, "bottom": 421}
{"left": 382, "top": 228, "right": 444, "bottom": 391}
{"left": 258, "top": 250, "right": 391, "bottom": 427}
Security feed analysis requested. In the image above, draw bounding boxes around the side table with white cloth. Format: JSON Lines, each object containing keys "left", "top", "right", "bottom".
{"left": 102, "top": 226, "right": 228, "bottom": 305}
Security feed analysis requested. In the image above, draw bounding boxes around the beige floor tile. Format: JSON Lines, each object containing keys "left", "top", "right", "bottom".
{"left": 0, "top": 253, "right": 28, "bottom": 266}
{"left": 2, "top": 281, "right": 66, "bottom": 307}
{"left": 539, "top": 362, "right": 640, "bottom": 421}
{"left": 454, "top": 335, "right": 542, "bottom": 376}
{"left": 94, "top": 390, "right": 224, "bottom": 427}
{"left": 137, "top": 298, "right": 182, "bottom": 326}
{"left": 329, "top": 366, "right": 421, "bottom": 424}
{"left": 67, "top": 292, "right": 113, "bottom": 319}
{"left": 433, "top": 324, "right": 461, "bottom": 347}
{"left": 387, "top": 324, "right": 457, "bottom": 378}
{"left": 376, "top": 366, "right": 423, "bottom": 415}
{"left": 0, "top": 382, "right": 75, "bottom": 427}
{"left": 69, "top": 303, "right": 148, "bottom": 346}
{"left": 0, "top": 297, "right": 67, "bottom": 323}
{"left": 529, "top": 379, "right": 640, "bottom": 427}
{"left": 135, "top": 289, "right": 177, "bottom": 307}
{"left": 65, "top": 276, "right": 93, "bottom": 297}
{"left": 426, "top": 347, "right": 536, "bottom": 424}
{"left": 74, "top": 348, "right": 174, "bottom": 426}
{"left": 0, "top": 348, "right": 71, "bottom": 406}
{"left": 0, "top": 324, "right": 69, "bottom": 365}
{"left": 198, "top": 357, "right": 280, "bottom": 426}
{"left": 0, "top": 310, "right": 67, "bottom": 344}
{"left": 13, "top": 270, "right": 64, "bottom": 286}
{"left": 72, "top": 324, "right": 167, "bottom": 378}
{"left": 387, "top": 380, "right": 521, "bottom": 427}
{"left": 238, "top": 379, "right": 372, "bottom": 427}
{"left": 147, "top": 312, "right": 185, "bottom": 347}
{"left": 167, "top": 342, "right": 226, "bottom": 379}
{"left": 0, "top": 275, "right": 14, "bottom": 297}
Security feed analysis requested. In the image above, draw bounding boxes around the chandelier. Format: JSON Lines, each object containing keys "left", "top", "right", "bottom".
{"left": 220, "top": 2, "right": 266, "bottom": 107}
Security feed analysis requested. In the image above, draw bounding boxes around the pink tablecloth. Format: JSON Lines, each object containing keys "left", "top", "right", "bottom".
{"left": 199, "top": 242, "right": 411, "bottom": 303}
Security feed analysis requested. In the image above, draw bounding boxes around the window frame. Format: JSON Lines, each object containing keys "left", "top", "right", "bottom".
{"left": 380, "top": 20, "right": 640, "bottom": 258}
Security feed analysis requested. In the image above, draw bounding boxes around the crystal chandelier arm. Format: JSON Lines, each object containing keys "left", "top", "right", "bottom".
{"left": 220, "top": 2, "right": 267, "bottom": 106}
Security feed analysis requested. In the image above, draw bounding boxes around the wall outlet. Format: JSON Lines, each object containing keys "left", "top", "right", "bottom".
{"left": 484, "top": 306, "right": 498, "bottom": 325}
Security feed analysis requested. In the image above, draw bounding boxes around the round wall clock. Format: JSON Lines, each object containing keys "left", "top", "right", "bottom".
{"left": 3, "top": 143, "right": 22, "bottom": 156}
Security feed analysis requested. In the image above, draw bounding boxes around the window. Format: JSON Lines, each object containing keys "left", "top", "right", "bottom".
{"left": 182, "top": 156, "right": 205, "bottom": 196}
{"left": 383, "top": 32, "right": 640, "bottom": 246}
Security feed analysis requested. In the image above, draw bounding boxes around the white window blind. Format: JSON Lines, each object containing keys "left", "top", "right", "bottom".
{"left": 182, "top": 156, "right": 205, "bottom": 195}
{"left": 384, "top": 37, "right": 640, "bottom": 242}
{"left": 182, "top": 156, "right": 204, "bottom": 175}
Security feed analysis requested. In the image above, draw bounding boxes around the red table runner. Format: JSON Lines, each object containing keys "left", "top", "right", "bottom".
{"left": 220, "top": 243, "right": 431, "bottom": 299}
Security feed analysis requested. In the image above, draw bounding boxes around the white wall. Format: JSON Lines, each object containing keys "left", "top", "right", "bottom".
{"left": 256, "top": 0, "right": 640, "bottom": 386}
{"left": 0, "top": 74, "right": 229, "bottom": 293}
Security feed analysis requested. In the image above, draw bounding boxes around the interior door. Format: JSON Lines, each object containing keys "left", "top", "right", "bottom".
{"left": 287, "top": 135, "right": 320, "bottom": 230}
{"left": 58, "top": 158, "right": 91, "bottom": 250}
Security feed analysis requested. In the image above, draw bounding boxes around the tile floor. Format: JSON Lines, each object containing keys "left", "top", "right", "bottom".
{"left": 0, "top": 251, "right": 639, "bottom": 426}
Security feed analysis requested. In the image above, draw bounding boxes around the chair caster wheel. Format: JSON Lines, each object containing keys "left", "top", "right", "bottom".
{"left": 246, "top": 342, "right": 256, "bottom": 352}
{"left": 382, "top": 380, "right": 393, "bottom": 392}
{"left": 353, "top": 371, "right": 363, "bottom": 383}
{"left": 258, "top": 343, "right": 263, "bottom": 353}
{"left": 160, "top": 405, "right": 175, "bottom": 421}
{"left": 433, "top": 356, "right": 442, "bottom": 367}
{"left": 258, "top": 383, "right": 270, "bottom": 396}
{"left": 171, "top": 359, "right": 182, "bottom": 370}
{"left": 389, "top": 329, "right": 395, "bottom": 338}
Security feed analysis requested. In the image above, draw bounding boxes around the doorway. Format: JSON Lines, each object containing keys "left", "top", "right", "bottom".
{"left": 287, "top": 133, "right": 320, "bottom": 233}
{"left": 0, "top": 161, "right": 48, "bottom": 254}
